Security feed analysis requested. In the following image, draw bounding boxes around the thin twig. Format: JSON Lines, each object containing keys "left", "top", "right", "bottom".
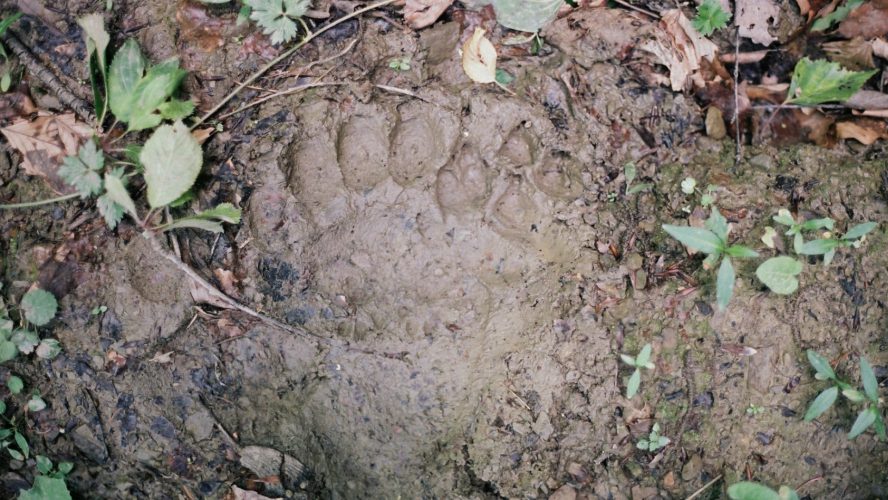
{"left": 0, "top": 193, "right": 79, "bottom": 209}
{"left": 1, "top": 32, "right": 94, "bottom": 122}
{"left": 218, "top": 82, "right": 345, "bottom": 120}
{"left": 191, "top": 0, "right": 399, "bottom": 129}
{"left": 685, "top": 474, "right": 723, "bottom": 500}
{"left": 374, "top": 84, "right": 438, "bottom": 104}
{"left": 612, "top": 0, "right": 659, "bottom": 18}
{"left": 733, "top": 12, "right": 741, "bottom": 169}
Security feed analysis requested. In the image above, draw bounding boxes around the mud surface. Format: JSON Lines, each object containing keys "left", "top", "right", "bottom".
{"left": 1, "top": 3, "right": 887, "bottom": 499}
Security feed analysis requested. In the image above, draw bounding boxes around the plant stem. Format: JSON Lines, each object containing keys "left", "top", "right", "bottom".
{"left": 190, "top": 0, "right": 399, "bottom": 129}
{"left": 0, "top": 193, "right": 79, "bottom": 209}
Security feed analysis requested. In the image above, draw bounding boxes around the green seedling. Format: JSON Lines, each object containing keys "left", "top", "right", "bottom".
{"left": 624, "top": 162, "right": 652, "bottom": 196}
{"left": 804, "top": 350, "right": 885, "bottom": 440}
{"left": 388, "top": 57, "right": 411, "bottom": 71}
{"left": 693, "top": 0, "right": 731, "bottom": 36}
{"left": 785, "top": 58, "right": 876, "bottom": 106}
{"left": 620, "top": 343, "right": 654, "bottom": 399}
{"left": 663, "top": 207, "right": 759, "bottom": 310}
{"left": 728, "top": 482, "right": 799, "bottom": 500}
{"left": 0, "top": 13, "right": 22, "bottom": 92}
{"left": 0, "top": 285, "right": 62, "bottom": 364}
{"left": 245, "top": 0, "right": 310, "bottom": 45}
{"left": 19, "top": 455, "right": 73, "bottom": 499}
{"left": 90, "top": 305, "right": 108, "bottom": 316}
{"left": 746, "top": 404, "right": 765, "bottom": 416}
{"left": 680, "top": 177, "right": 717, "bottom": 211}
{"left": 636, "top": 422, "right": 670, "bottom": 452}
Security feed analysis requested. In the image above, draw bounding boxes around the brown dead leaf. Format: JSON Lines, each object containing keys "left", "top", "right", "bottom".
{"left": 0, "top": 112, "right": 93, "bottom": 194}
{"left": 822, "top": 37, "right": 874, "bottom": 70}
{"left": 177, "top": 0, "right": 226, "bottom": 52}
{"left": 226, "top": 485, "right": 280, "bottom": 500}
{"left": 192, "top": 127, "right": 214, "bottom": 145}
{"left": 149, "top": 351, "right": 175, "bottom": 363}
{"left": 213, "top": 268, "right": 239, "bottom": 297}
{"left": 837, "top": 119, "right": 888, "bottom": 145}
{"left": 839, "top": 0, "right": 888, "bottom": 39}
{"left": 404, "top": 0, "right": 453, "bottom": 29}
{"left": 0, "top": 91, "right": 37, "bottom": 120}
{"left": 106, "top": 350, "right": 127, "bottom": 374}
{"left": 845, "top": 90, "right": 888, "bottom": 110}
{"left": 736, "top": 0, "right": 780, "bottom": 46}
{"left": 641, "top": 9, "right": 718, "bottom": 91}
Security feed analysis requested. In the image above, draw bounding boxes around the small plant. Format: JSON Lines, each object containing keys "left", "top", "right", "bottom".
{"left": 388, "top": 57, "right": 411, "bottom": 71}
{"left": 784, "top": 58, "right": 876, "bottom": 106}
{"left": 636, "top": 422, "right": 670, "bottom": 452}
{"left": 19, "top": 455, "right": 74, "bottom": 500}
{"left": 0, "top": 13, "right": 22, "bottom": 92}
{"left": 620, "top": 343, "right": 654, "bottom": 399}
{"left": 746, "top": 404, "right": 765, "bottom": 416}
{"left": 0, "top": 285, "right": 62, "bottom": 364}
{"left": 728, "top": 482, "right": 799, "bottom": 500}
{"left": 244, "top": 0, "right": 311, "bottom": 45}
{"left": 692, "top": 0, "right": 731, "bottom": 36}
{"left": 804, "top": 350, "right": 885, "bottom": 440}
{"left": 663, "top": 207, "right": 759, "bottom": 310}
{"left": 679, "top": 177, "right": 716, "bottom": 212}
{"left": 624, "top": 162, "right": 652, "bottom": 196}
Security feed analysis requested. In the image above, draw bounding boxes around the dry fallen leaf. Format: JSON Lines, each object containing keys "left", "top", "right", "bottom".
{"left": 213, "top": 268, "right": 239, "bottom": 297}
{"left": 462, "top": 27, "right": 497, "bottom": 84}
{"left": 736, "top": 0, "right": 780, "bottom": 46}
{"left": 404, "top": 0, "right": 453, "bottom": 29}
{"left": 641, "top": 9, "right": 718, "bottom": 91}
{"left": 839, "top": 0, "right": 888, "bottom": 39}
{"left": 0, "top": 112, "right": 93, "bottom": 194}
{"left": 837, "top": 119, "right": 888, "bottom": 145}
{"left": 226, "top": 485, "right": 280, "bottom": 500}
{"left": 822, "top": 37, "right": 874, "bottom": 70}
{"left": 845, "top": 90, "right": 888, "bottom": 110}
{"left": 149, "top": 351, "right": 174, "bottom": 364}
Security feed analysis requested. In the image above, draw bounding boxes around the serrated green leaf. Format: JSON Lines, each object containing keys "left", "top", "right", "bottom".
{"left": 636, "top": 344, "right": 652, "bottom": 367}
{"left": 7, "top": 375, "right": 23, "bottom": 394}
{"left": 108, "top": 39, "right": 146, "bottom": 123}
{"left": 246, "top": 0, "right": 310, "bottom": 45}
{"left": 141, "top": 120, "right": 203, "bottom": 208}
{"left": 14, "top": 431, "right": 28, "bottom": 459}
{"left": 798, "top": 238, "right": 840, "bottom": 255}
{"left": 811, "top": 0, "right": 863, "bottom": 32}
{"left": 490, "top": 0, "right": 561, "bottom": 33}
{"left": 804, "top": 386, "right": 838, "bottom": 421}
{"left": 755, "top": 256, "right": 803, "bottom": 295}
{"left": 692, "top": 0, "right": 731, "bottom": 36}
{"left": 126, "top": 58, "right": 188, "bottom": 131}
{"left": 626, "top": 368, "right": 641, "bottom": 399}
{"left": 158, "top": 99, "right": 195, "bottom": 120}
{"left": 727, "top": 482, "right": 781, "bottom": 500}
{"left": 860, "top": 357, "right": 878, "bottom": 402}
{"left": 78, "top": 139, "right": 104, "bottom": 171}
{"left": 102, "top": 171, "right": 137, "bottom": 221}
{"left": 704, "top": 207, "right": 728, "bottom": 242}
{"left": 725, "top": 245, "right": 759, "bottom": 259}
{"left": 716, "top": 257, "right": 735, "bottom": 310}
{"left": 807, "top": 350, "right": 836, "bottom": 380}
{"left": 96, "top": 192, "right": 124, "bottom": 229}
{"left": 785, "top": 58, "right": 877, "bottom": 105}
{"left": 21, "top": 289, "right": 57, "bottom": 327}
{"left": 843, "top": 221, "right": 877, "bottom": 240}
{"left": 848, "top": 407, "right": 877, "bottom": 439}
{"left": 58, "top": 155, "right": 103, "bottom": 198}
{"left": 192, "top": 203, "right": 242, "bottom": 223}
{"left": 663, "top": 225, "right": 723, "bottom": 254}
{"left": 18, "top": 475, "right": 72, "bottom": 500}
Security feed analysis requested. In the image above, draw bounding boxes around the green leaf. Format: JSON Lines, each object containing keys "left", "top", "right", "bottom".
{"left": 785, "top": 58, "right": 877, "bottom": 106}
{"left": 627, "top": 183, "right": 653, "bottom": 195}
{"left": 0, "top": 13, "right": 22, "bottom": 38}
{"left": 7, "top": 375, "right": 23, "bottom": 394}
{"left": 874, "top": 412, "right": 887, "bottom": 441}
{"left": 636, "top": 439, "right": 649, "bottom": 450}
{"left": 626, "top": 368, "right": 641, "bottom": 399}
{"left": 0, "top": 401, "right": 5, "bottom": 414}
{"left": 14, "top": 431, "right": 28, "bottom": 459}
{"left": 141, "top": 120, "right": 203, "bottom": 208}
{"left": 126, "top": 58, "right": 188, "bottom": 131}
{"left": 773, "top": 208, "right": 795, "bottom": 227}
{"left": 843, "top": 222, "right": 877, "bottom": 240}
{"left": 1, "top": 71, "right": 11, "bottom": 93}
{"left": 798, "top": 238, "right": 840, "bottom": 255}
{"left": 27, "top": 395, "right": 46, "bottom": 412}
{"left": 692, "top": 0, "right": 731, "bottom": 36}
{"left": 18, "top": 475, "right": 72, "bottom": 500}
{"left": 108, "top": 39, "right": 146, "bottom": 123}
{"left": 848, "top": 407, "right": 877, "bottom": 439}
{"left": 77, "top": 13, "right": 110, "bottom": 121}
{"left": 102, "top": 171, "right": 137, "bottom": 221}
{"left": 158, "top": 99, "right": 195, "bottom": 120}
{"left": 36, "top": 339, "right": 62, "bottom": 360}
{"left": 96, "top": 193, "right": 124, "bottom": 230}
{"left": 804, "top": 386, "right": 838, "bottom": 421}
{"left": 755, "top": 256, "right": 803, "bottom": 295}
{"left": 11, "top": 329, "right": 39, "bottom": 354}
{"left": 490, "top": 0, "right": 562, "bottom": 33}
{"left": 58, "top": 142, "right": 104, "bottom": 199}
{"left": 656, "top": 435, "right": 670, "bottom": 449}
{"left": 620, "top": 354, "right": 635, "bottom": 366}
{"left": 823, "top": 248, "right": 836, "bottom": 266}
{"left": 636, "top": 344, "right": 652, "bottom": 367}
{"left": 681, "top": 177, "right": 697, "bottom": 194}
{"left": 777, "top": 486, "right": 800, "bottom": 500}
{"left": 35, "top": 455, "right": 52, "bottom": 475}
{"left": 21, "top": 289, "right": 57, "bottom": 327}
{"left": 725, "top": 245, "right": 759, "bottom": 259}
{"left": 495, "top": 68, "right": 514, "bottom": 86}
{"left": 727, "top": 482, "right": 781, "bottom": 500}
{"left": 624, "top": 162, "right": 636, "bottom": 188}
{"left": 811, "top": 0, "right": 863, "bottom": 31}
{"left": 246, "top": 0, "right": 310, "bottom": 45}
{"left": 842, "top": 388, "right": 866, "bottom": 403}
{"left": 0, "top": 340, "right": 17, "bottom": 362}
{"left": 704, "top": 207, "right": 728, "bottom": 242}
{"left": 860, "top": 357, "right": 878, "bottom": 402}
{"left": 716, "top": 257, "right": 735, "bottom": 310}
{"left": 799, "top": 218, "right": 834, "bottom": 232}
{"left": 8, "top": 447, "right": 23, "bottom": 461}
{"left": 191, "top": 203, "right": 242, "bottom": 224}
{"left": 807, "top": 350, "right": 836, "bottom": 380}
{"left": 56, "top": 462, "right": 73, "bottom": 476}
{"left": 662, "top": 225, "right": 723, "bottom": 255}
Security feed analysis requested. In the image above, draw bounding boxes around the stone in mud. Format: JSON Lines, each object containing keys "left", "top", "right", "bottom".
{"left": 185, "top": 410, "right": 215, "bottom": 442}
{"left": 239, "top": 445, "right": 309, "bottom": 493}
{"left": 70, "top": 424, "right": 109, "bottom": 464}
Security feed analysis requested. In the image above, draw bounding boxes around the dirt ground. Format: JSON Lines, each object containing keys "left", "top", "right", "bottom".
{"left": 0, "top": 1, "right": 887, "bottom": 499}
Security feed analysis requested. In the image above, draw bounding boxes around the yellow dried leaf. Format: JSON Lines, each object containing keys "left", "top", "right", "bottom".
{"left": 462, "top": 28, "right": 496, "bottom": 84}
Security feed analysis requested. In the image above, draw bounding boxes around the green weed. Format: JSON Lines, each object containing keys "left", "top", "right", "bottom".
{"left": 636, "top": 422, "right": 670, "bottom": 452}
{"left": 620, "top": 343, "right": 655, "bottom": 399}
{"left": 728, "top": 482, "right": 799, "bottom": 500}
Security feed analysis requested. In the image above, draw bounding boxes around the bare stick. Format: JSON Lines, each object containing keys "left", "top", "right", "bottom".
{"left": 733, "top": 11, "right": 741, "bottom": 169}
{"left": 0, "top": 193, "right": 79, "bottom": 209}
{"left": 686, "top": 474, "right": 723, "bottom": 500}
{"left": 191, "top": 0, "right": 399, "bottom": 129}
{"left": 218, "top": 82, "right": 345, "bottom": 120}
